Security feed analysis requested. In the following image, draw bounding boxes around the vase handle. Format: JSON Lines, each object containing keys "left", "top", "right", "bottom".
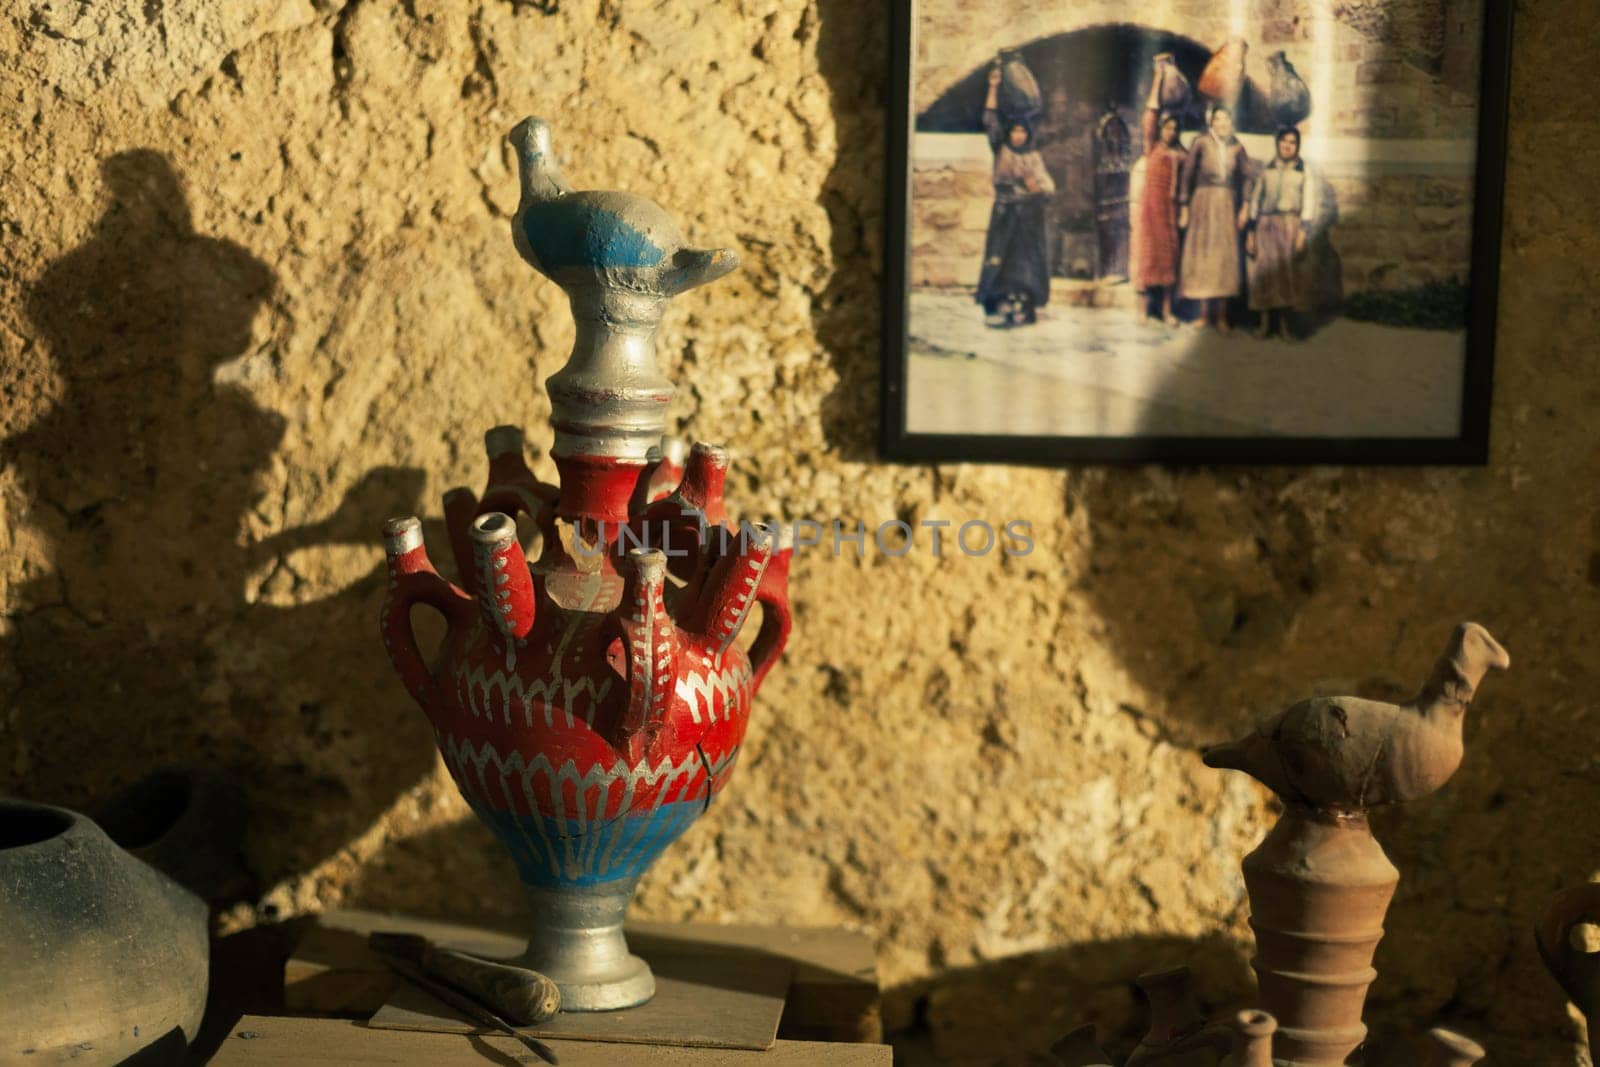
{"left": 381, "top": 518, "right": 474, "bottom": 710}
{"left": 748, "top": 541, "right": 792, "bottom": 694}
{"left": 1537, "top": 883, "right": 1600, "bottom": 1023}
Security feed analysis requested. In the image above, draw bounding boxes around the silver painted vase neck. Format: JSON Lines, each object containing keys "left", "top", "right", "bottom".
{"left": 508, "top": 117, "right": 738, "bottom": 461}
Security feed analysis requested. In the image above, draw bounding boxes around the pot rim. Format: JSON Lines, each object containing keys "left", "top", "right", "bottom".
{"left": 0, "top": 798, "right": 87, "bottom": 854}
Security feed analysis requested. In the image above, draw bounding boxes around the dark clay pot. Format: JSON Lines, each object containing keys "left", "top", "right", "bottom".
{"left": 0, "top": 798, "right": 209, "bottom": 1064}
{"left": 995, "top": 49, "right": 1043, "bottom": 121}
{"left": 1265, "top": 51, "right": 1312, "bottom": 128}
{"left": 1152, "top": 54, "right": 1193, "bottom": 113}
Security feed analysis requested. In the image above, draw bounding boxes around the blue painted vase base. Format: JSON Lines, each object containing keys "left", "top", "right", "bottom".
{"left": 470, "top": 798, "right": 705, "bottom": 889}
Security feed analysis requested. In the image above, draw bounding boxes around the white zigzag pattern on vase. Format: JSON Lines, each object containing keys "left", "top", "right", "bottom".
{"left": 674, "top": 658, "right": 753, "bottom": 725}
{"left": 452, "top": 659, "right": 613, "bottom": 729}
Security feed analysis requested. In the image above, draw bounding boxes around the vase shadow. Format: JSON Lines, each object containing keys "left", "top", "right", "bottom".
{"left": 4, "top": 148, "right": 437, "bottom": 904}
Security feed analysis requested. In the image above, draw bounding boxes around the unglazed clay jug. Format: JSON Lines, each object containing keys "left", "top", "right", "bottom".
{"left": 1265, "top": 51, "right": 1311, "bottom": 128}
{"left": 1051, "top": 1024, "right": 1113, "bottom": 1066}
{"left": 1054, "top": 1001, "right": 1278, "bottom": 1067}
{"left": 379, "top": 117, "right": 792, "bottom": 1011}
{"left": 994, "top": 48, "right": 1043, "bottom": 121}
{"left": 1198, "top": 38, "right": 1248, "bottom": 108}
{"left": 1204, "top": 622, "right": 1508, "bottom": 1065}
{"left": 0, "top": 798, "right": 209, "bottom": 1064}
{"left": 1126, "top": 967, "right": 1212, "bottom": 1066}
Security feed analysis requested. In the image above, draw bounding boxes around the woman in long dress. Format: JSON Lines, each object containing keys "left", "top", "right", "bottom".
{"left": 1134, "top": 81, "right": 1186, "bottom": 325}
{"left": 976, "top": 66, "right": 1056, "bottom": 328}
{"left": 1245, "top": 126, "right": 1319, "bottom": 340}
{"left": 1177, "top": 104, "right": 1250, "bottom": 332}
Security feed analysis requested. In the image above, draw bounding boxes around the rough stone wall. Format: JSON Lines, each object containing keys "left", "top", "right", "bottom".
{"left": 1329, "top": 172, "right": 1477, "bottom": 292}
{"left": 0, "top": 2, "right": 1594, "bottom": 1064}
{"left": 908, "top": 159, "right": 994, "bottom": 292}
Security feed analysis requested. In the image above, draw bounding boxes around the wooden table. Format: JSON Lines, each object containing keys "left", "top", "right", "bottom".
{"left": 267, "top": 909, "right": 885, "bottom": 1062}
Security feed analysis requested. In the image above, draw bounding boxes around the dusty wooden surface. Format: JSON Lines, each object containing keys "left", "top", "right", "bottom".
{"left": 211, "top": 1014, "right": 893, "bottom": 1065}
{"left": 285, "top": 909, "right": 882, "bottom": 1043}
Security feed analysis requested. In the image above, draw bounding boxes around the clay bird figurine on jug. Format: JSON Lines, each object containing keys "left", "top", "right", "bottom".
{"left": 1203, "top": 622, "right": 1508, "bottom": 1065}
{"left": 378, "top": 117, "right": 792, "bottom": 1012}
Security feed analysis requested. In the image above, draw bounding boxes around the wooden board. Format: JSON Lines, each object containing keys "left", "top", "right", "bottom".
{"left": 285, "top": 910, "right": 882, "bottom": 1043}
{"left": 212, "top": 1015, "right": 893, "bottom": 1066}
{"left": 629, "top": 922, "right": 881, "bottom": 1044}
{"left": 369, "top": 947, "right": 791, "bottom": 1051}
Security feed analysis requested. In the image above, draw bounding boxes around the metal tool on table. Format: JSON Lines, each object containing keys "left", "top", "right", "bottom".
{"left": 368, "top": 930, "right": 562, "bottom": 1064}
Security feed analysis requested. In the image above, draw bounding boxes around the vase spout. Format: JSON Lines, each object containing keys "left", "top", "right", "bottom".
{"left": 676, "top": 442, "right": 729, "bottom": 525}
{"left": 614, "top": 548, "right": 680, "bottom": 761}
{"left": 695, "top": 521, "right": 775, "bottom": 656}
{"left": 662, "top": 246, "right": 738, "bottom": 295}
{"left": 470, "top": 512, "right": 536, "bottom": 643}
{"left": 1229, "top": 1010, "right": 1276, "bottom": 1067}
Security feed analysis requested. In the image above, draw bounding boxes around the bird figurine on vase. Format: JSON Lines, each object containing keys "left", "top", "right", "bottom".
{"left": 1202, "top": 622, "right": 1508, "bottom": 1066}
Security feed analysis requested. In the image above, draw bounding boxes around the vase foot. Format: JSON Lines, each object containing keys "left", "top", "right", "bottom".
{"left": 519, "top": 877, "right": 655, "bottom": 1012}
{"left": 546, "top": 952, "right": 655, "bottom": 1012}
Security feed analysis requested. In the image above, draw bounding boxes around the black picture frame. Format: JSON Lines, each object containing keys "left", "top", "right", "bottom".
{"left": 880, "top": 0, "right": 1515, "bottom": 465}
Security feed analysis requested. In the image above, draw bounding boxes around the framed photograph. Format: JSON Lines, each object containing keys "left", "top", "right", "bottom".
{"left": 881, "top": 0, "right": 1513, "bottom": 464}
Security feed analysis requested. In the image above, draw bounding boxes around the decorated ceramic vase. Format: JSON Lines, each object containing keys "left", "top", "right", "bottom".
{"left": 379, "top": 117, "right": 792, "bottom": 1011}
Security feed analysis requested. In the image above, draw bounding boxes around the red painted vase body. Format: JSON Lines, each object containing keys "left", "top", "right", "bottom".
{"left": 382, "top": 438, "right": 789, "bottom": 895}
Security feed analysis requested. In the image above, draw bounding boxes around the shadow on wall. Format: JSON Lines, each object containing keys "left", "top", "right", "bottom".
{"left": 338, "top": 799, "right": 523, "bottom": 921}
{"left": 812, "top": 0, "right": 889, "bottom": 462}
{"left": 3, "top": 150, "right": 436, "bottom": 901}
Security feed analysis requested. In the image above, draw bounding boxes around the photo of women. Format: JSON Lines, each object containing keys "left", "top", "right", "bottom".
{"left": 976, "top": 65, "right": 1055, "bottom": 328}
{"left": 1246, "top": 126, "right": 1320, "bottom": 340}
{"left": 1177, "top": 104, "right": 1249, "bottom": 333}
{"left": 895, "top": 3, "right": 1502, "bottom": 457}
